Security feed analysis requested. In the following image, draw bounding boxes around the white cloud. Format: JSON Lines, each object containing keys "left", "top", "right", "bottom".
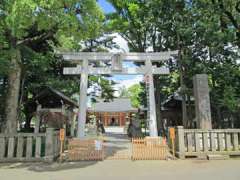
{"left": 108, "top": 33, "right": 129, "bottom": 53}
{"left": 111, "top": 75, "right": 143, "bottom": 96}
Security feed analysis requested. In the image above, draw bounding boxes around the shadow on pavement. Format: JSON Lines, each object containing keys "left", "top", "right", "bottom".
{"left": 0, "top": 161, "right": 99, "bottom": 172}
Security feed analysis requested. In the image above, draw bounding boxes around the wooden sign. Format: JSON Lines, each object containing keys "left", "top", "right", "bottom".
{"left": 60, "top": 129, "right": 65, "bottom": 141}
{"left": 94, "top": 140, "right": 103, "bottom": 151}
{"left": 111, "top": 54, "right": 122, "bottom": 71}
{"left": 169, "top": 127, "right": 175, "bottom": 139}
{"left": 59, "top": 129, "right": 65, "bottom": 162}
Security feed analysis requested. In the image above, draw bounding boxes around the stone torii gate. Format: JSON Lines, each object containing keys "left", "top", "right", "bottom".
{"left": 61, "top": 52, "right": 178, "bottom": 138}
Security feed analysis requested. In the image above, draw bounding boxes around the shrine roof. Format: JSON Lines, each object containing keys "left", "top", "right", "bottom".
{"left": 88, "top": 98, "right": 137, "bottom": 112}
{"left": 162, "top": 90, "right": 194, "bottom": 109}
{"left": 35, "top": 86, "right": 78, "bottom": 108}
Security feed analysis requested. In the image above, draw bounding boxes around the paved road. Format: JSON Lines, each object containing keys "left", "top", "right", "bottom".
{"left": 104, "top": 132, "right": 131, "bottom": 159}
{"left": 0, "top": 160, "right": 240, "bottom": 180}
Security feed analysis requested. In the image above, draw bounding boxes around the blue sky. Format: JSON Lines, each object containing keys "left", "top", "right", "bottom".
{"left": 98, "top": 0, "right": 115, "bottom": 13}
{"left": 97, "top": 0, "right": 143, "bottom": 95}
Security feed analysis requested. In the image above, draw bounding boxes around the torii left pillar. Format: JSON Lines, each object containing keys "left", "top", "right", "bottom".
{"left": 78, "top": 60, "right": 88, "bottom": 138}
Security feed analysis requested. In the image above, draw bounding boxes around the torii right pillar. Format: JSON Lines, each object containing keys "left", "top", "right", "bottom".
{"left": 193, "top": 74, "right": 212, "bottom": 129}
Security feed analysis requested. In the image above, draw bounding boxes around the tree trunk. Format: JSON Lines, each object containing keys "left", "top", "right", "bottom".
{"left": 5, "top": 48, "right": 22, "bottom": 133}
{"left": 154, "top": 75, "right": 164, "bottom": 135}
{"left": 181, "top": 93, "right": 188, "bottom": 127}
{"left": 216, "top": 106, "right": 222, "bottom": 128}
{"left": 178, "top": 46, "right": 188, "bottom": 128}
{"left": 24, "top": 114, "right": 33, "bottom": 130}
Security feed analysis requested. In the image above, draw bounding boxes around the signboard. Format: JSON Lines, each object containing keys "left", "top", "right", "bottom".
{"left": 60, "top": 129, "right": 65, "bottom": 141}
{"left": 94, "top": 140, "right": 102, "bottom": 150}
{"left": 169, "top": 127, "right": 175, "bottom": 139}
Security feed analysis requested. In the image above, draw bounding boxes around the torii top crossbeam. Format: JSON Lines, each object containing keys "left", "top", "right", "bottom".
{"left": 61, "top": 51, "right": 178, "bottom": 61}
{"left": 62, "top": 51, "right": 178, "bottom": 75}
{"left": 61, "top": 51, "right": 178, "bottom": 138}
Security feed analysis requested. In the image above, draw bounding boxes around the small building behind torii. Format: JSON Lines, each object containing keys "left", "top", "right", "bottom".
{"left": 34, "top": 87, "right": 78, "bottom": 136}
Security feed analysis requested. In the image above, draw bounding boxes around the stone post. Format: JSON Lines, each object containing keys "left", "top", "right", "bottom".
{"left": 176, "top": 126, "right": 185, "bottom": 159}
{"left": 34, "top": 104, "right": 42, "bottom": 133}
{"left": 45, "top": 128, "right": 54, "bottom": 162}
{"left": 71, "top": 113, "right": 77, "bottom": 137}
{"left": 193, "top": 74, "right": 212, "bottom": 129}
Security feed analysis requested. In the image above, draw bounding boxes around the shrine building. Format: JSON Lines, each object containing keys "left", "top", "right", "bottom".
{"left": 88, "top": 98, "right": 137, "bottom": 126}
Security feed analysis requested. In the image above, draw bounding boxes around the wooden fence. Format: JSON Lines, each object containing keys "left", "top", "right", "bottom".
{"left": 174, "top": 126, "right": 240, "bottom": 159}
{"left": 132, "top": 137, "right": 168, "bottom": 160}
{"left": 68, "top": 139, "right": 104, "bottom": 161}
{"left": 0, "top": 128, "right": 60, "bottom": 162}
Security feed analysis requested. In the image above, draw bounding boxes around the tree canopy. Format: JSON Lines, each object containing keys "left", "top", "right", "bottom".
{"left": 119, "top": 84, "right": 143, "bottom": 108}
{"left": 0, "top": 0, "right": 115, "bottom": 132}
{"left": 0, "top": 0, "right": 240, "bottom": 132}
{"left": 106, "top": 0, "right": 240, "bottom": 128}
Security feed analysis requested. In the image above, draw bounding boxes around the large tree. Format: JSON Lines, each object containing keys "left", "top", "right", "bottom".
{"left": 106, "top": 0, "right": 240, "bottom": 130}
{"left": 0, "top": 0, "right": 104, "bottom": 133}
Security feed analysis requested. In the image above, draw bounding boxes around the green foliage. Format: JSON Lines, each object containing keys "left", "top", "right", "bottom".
{"left": 128, "top": 84, "right": 143, "bottom": 108}
{"left": 222, "top": 86, "right": 239, "bottom": 112}
{"left": 89, "top": 76, "right": 116, "bottom": 101}
{"left": 0, "top": 54, "right": 10, "bottom": 76}
{"left": 118, "top": 86, "right": 130, "bottom": 98}
{"left": 107, "top": 0, "right": 240, "bottom": 127}
{"left": 119, "top": 84, "right": 143, "bottom": 108}
{"left": 0, "top": 0, "right": 116, "bottom": 130}
{"left": 1, "top": 0, "right": 240, "bottom": 129}
{"left": 2, "top": 0, "right": 104, "bottom": 42}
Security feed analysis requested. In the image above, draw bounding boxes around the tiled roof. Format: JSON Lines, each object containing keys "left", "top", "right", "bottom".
{"left": 88, "top": 98, "right": 137, "bottom": 112}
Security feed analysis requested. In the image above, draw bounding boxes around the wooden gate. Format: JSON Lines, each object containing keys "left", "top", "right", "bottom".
{"left": 67, "top": 137, "right": 168, "bottom": 161}
{"left": 68, "top": 139, "right": 104, "bottom": 161}
{"left": 132, "top": 137, "right": 168, "bottom": 160}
